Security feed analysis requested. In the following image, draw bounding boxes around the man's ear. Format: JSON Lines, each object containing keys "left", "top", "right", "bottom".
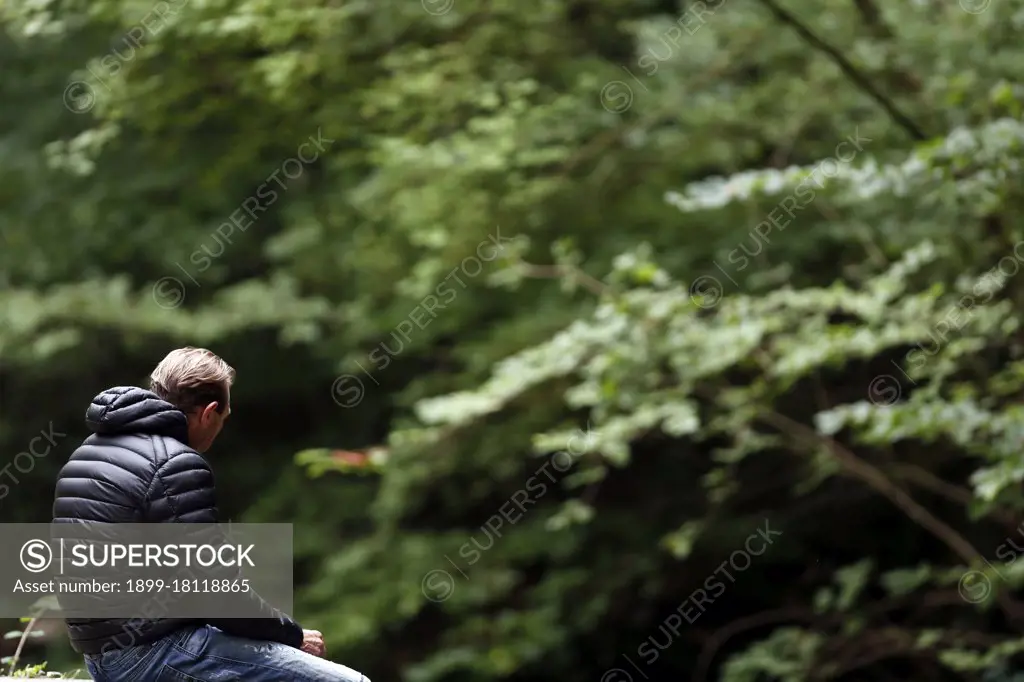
{"left": 201, "top": 401, "right": 220, "bottom": 421}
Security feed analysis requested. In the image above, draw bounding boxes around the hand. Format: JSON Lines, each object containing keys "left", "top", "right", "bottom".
{"left": 301, "top": 629, "right": 325, "bottom": 657}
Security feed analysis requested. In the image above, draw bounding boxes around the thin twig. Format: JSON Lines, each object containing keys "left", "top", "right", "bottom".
{"left": 8, "top": 616, "right": 38, "bottom": 676}
{"left": 756, "top": 0, "right": 928, "bottom": 140}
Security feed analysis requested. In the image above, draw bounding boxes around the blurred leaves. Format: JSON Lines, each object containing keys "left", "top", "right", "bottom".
{"left": 4, "top": 0, "right": 1024, "bottom": 679}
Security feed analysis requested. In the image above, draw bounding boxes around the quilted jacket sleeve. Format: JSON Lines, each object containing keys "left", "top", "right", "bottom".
{"left": 147, "top": 452, "right": 304, "bottom": 649}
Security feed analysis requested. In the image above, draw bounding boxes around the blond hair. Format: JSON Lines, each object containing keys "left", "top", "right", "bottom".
{"left": 149, "top": 347, "right": 235, "bottom": 413}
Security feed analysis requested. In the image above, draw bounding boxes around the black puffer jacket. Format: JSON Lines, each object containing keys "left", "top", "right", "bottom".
{"left": 53, "top": 386, "right": 303, "bottom": 654}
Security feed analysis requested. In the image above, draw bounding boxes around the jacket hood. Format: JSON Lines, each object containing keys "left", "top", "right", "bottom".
{"left": 85, "top": 386, "right": 190, "bottom": 445}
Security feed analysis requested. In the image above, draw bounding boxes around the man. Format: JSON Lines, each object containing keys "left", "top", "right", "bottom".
{"left": 53, "top": 347, "right": 369, "bottom": 682}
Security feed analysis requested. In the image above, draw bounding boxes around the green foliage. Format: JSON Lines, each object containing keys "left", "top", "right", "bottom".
{"left": 4, "top": 0, "right": 1024, "bottom": 679}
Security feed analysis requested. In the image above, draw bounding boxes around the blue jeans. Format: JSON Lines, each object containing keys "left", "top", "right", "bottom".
{"left": 83, "top": 624, "right": 370, "bottom": 682}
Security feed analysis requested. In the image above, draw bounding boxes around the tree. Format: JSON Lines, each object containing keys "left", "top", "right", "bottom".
{"left": 2, "top": 0, "right": 1024, "bottom": 679}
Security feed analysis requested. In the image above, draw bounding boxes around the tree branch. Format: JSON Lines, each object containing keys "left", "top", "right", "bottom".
{"left": 760, "top": 410, "right": 1024, "bottom": 627}
{"left": 756, "top": 0, "right": 928, "bottom": 140}
{"left": 761, "top": 409, "right": 980, "bottom": 563}
{"left": 694, "top": 607, "right": 818, "bottom": 682}
{"left": 888, "top": 462, "right": 1017, "bottom": 526}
